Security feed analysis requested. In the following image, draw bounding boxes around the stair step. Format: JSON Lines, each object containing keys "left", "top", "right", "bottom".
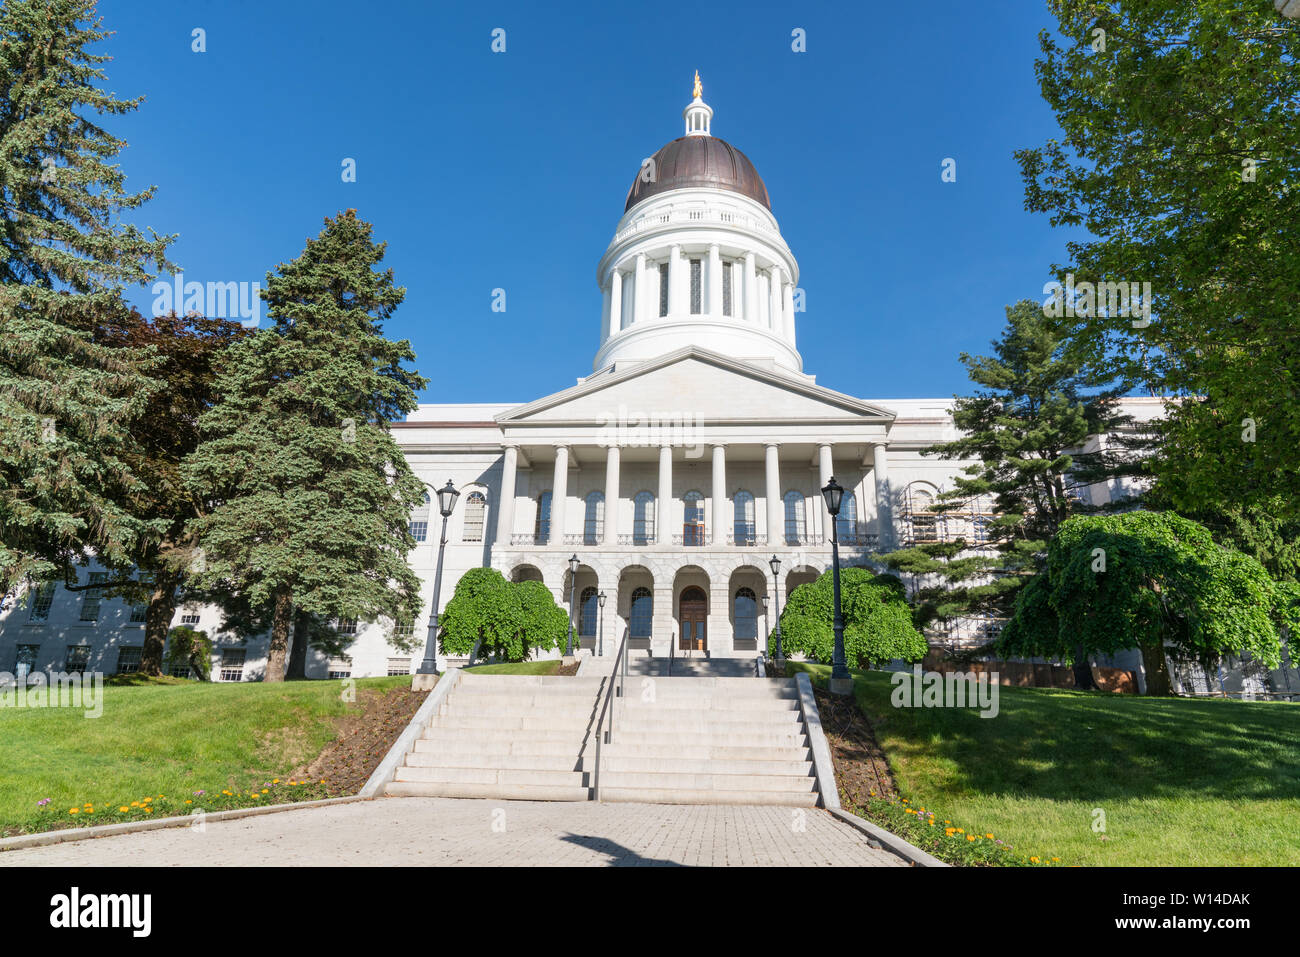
{"left": 404, "top": 752, "right": 580, "bottom": 772}
{"left": 609, "top": 730, "right": 808, "bottom": 748}
{"left": 581, "top": 756, "right": 813, "bottom": 776}
{"left": 429, "top": 715, "right": 595, "bottom": 731}
{"left": 595, "top": 770, "right": 815, "bottom": 791}
{"left": 591, "top": 743, "right": 813, "bottom": 762}
{"left": 421, "top": 727, "right": 589, "bottom": 744}
{"left": 597, "top": 787, "right": 818, "bottom": 807}
{"left": 413, "top": 738, "right": 583, "bottom": 756}
{"left": 394, "top": 766, "right": 589, "bottom": 787}
{"left": 385, "top": 781, "right": 590, "bottom": 802}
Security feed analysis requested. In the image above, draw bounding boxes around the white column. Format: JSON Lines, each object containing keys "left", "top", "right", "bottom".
{"left": 743, "top": 253, "right": 757, "bottom": 323}
{"left": 600, "top": 283, "right": 611, "bottom": 341}
{"left": 634, "top": 253, "right": 646, "bottom": 325}
{"left": 710, "top": 445, "right": 726, "bottom": 545}
{"left": 764, "top": 443, "right": 782, "bottom": 546}
{"left": 551, "top": 446, "right": 569, "bottom": 545}
{"left": 872, "top": 443, "right": 895, "bottom": 550}
{"left": 657, "top": 445, "right": 672, "bottom": 545}
{"left": 667, "top": 244, "right": 681, "bottom": 315}
{"left": 783, "top": 280, "right": 796, "bottom": 344}
{"left": 496, "top": 445, "right": 518, "bottom": 546}
{"left": 818, "top": 444, "right": 833, "bottom": 541}
{"left": 603, "top": 445, "right": 620, "bottom": 545}
{"left": 768, "top": 268, "right": 782, "bottom": 332}
{"left": 708, "top": 243, "right": 722, "bottom": 316}
{"left": 609, "top": 268, "right": 622, "bottom": 333}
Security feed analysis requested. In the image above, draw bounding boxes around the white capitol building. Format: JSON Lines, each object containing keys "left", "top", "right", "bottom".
{"left": 0, "top": 80, "right": 1158, "bottom": 682}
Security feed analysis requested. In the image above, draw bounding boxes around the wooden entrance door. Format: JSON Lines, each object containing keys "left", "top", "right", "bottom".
{"left": 679, "top": 586, "right": 707, "bottom": 651}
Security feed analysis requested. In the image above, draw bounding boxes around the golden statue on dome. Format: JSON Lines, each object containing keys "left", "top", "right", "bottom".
{"left": 693, "top": 70, "right": 702, "bottom": 99}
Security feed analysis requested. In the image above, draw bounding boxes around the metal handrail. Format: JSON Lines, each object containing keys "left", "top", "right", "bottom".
{"left": 591, "top": 627, "right": 631, "bottom": 801}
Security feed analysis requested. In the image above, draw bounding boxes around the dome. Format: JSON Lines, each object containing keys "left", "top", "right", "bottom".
{"left": 624, "top": 135, "right": 771, "bottom": 213}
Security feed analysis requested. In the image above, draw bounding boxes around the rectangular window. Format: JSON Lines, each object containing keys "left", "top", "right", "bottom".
{"left": 27, "top": 582, "right": 55, "bottom": 622}
{"left": 327, "top": 658, "right": 351, "bottom": 679}
{"left": 80, "top": 572, "right": 108, "bottom": 622}
{"left": 14, "top": 644, "right": 39, "bottom": 679}
{"left": 689, "top": 259, "right": 702, "bottom": 314}
{"left": 129, "top": 602, "right": 148, "bottom": 624}
{"left": 168, "top": 663, "right": 192, "bottom": 680}
{"left": 386, "top": 658, "right": 411, "bottom": 677}
{"left": 462, "top": 512, "right": 484, "bottom": 543}
{"left": 408, "top": 520, "right": 428, "bottom": 542}
{"left": 179, "top": 607, "right": 201, "bottom": 626}
{"left": 393, "top": 618, "right": 414, "bottom": 638}
{"left": 722, "top": 262, "right": 732, "bottom": 317}
{"left": 219, "top": 649, "right": 245, "bottom": 682}
{"left": 658, "top": 262, "right": 669, "bottom": 316}
{"left": 116, "top": 646, "right": 143, "bottom": 674}
{"left": 337, "top": 619, "right": 358, "bottom": 636}
{"left": 64, "top": 645, "right": 90, "bottom": 674}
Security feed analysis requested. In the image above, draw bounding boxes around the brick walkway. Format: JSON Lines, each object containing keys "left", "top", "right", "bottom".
{"left": 0, "top": 797, "right": 907, "bottom": 867}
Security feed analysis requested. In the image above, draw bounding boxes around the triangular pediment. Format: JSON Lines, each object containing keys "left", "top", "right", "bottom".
{"left": 497, "top": 347, "right": 895, "bottom": 425}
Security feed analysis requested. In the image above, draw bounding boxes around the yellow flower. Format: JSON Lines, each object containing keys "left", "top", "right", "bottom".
{"left": 966, "top": 834, "right": 975, "bottom": 842}
{"left": 119, "top": 807, "right": 129, "bottom": 813}
{"left": 956, "top": 828, "right": 964, "bottom": 834}
{"left": 144, "top": 808, "right": 153, "bottom": 814}
{"left": 1030, "top": 856, "right": 1040, "bottom": 863}
{"left": 261, "top": 789, "right": 268, "bottom": 794}
{"left": 142, "top": 797, "right": 152, "bottom": 804}
{"left": 945, "top": 828, "right": 955, "bottom": 836}
{"left": 69, "top": 809, "right": 79, "bottom": 814}
{"left": 130, "top": 801, "right": 140, "bottom": 808}
{"left": 222, "top": 790, "right": 232, "bottom": 796}
{"left": 1052, "top": 857, "right": 1061, "bottom": 862}
{"left": 986, "top": 833, "right": 994, "bottom": 839}
{"left": 272, "top": 779, "right": 279, "bottom": 784}
{"left": 944, "top": 820, "right": 951, "bottom": 825}
{"left": 185, "top": 799, "right": 193, "bottom": 805}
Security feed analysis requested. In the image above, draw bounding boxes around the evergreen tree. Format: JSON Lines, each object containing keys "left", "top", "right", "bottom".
{"left": 0, "top": 0, "right": 173, "bottom": 595}
{"left": 882, "top": 300, "right": 1146, "bottom": 687}
{"left": 183, "top": 211, "right": 427, "bottom": 681}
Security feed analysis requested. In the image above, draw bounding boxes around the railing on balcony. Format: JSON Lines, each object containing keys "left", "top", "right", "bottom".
{"left": 616, "top": 534, "right": 655, "bottom": 546}
{"left": 510, "top": 533, "right": 546, "bottom": 546}
{"left": 673, "top": 530, "right": 710, "bottom": 546}
{"left": 726, "top": 532, "right": 767, "bottom": 547}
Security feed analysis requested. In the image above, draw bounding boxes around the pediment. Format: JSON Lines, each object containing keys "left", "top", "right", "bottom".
{"left": 497, "top": 347, "right": 895, "bottom": 426}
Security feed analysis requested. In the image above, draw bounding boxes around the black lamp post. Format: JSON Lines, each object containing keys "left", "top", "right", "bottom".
{"left": 597, "top": 590, "right": 607, "bottom": 657}
{"left": 417, "top": 479, "right": 460, "bottom": 677}
{"left": 821, "top": 476, "right": 851, "bottom": 694}
{"left": 768, "top": 553, "right": 784, "bottom": 665}
{"left": 565, "top": 553, "right": 579, "bottom": 657}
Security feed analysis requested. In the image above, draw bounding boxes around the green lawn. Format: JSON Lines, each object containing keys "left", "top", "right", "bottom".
{"left": 790, "top": 662, "right": 1300, "bottom": 866}
{"left": 0, "top": 675, "right": 409, "bottom": 837}
{"left": 462, "top": 660, "right": 561, "bottom": 675}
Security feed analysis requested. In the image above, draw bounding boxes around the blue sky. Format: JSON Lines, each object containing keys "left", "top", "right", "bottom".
{"left": 100, "top": 0, "right": 1076, "bottom": 405}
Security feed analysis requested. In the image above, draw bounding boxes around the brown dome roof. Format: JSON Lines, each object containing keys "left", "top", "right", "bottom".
{"left": 624, "top": 135, "right": 770, "bottom": 212}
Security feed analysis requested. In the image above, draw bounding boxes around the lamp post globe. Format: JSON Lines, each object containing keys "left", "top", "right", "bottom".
{"left": 820, "top": 477, "right": 851, "bottom": 695}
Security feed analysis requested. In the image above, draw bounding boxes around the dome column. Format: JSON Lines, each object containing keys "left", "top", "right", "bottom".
{"left": 783, "top": 278, "right": 796, "bottom": 344}
{"left": 743, "top": 253, "right": 757, "bottom": 323}
{"left": 609, "top": 267, "right": 623, "bottom": 334}
{"left": 768, "top": 267, "right": 782, "bottom": 333}
{"left": 668, "top": 243, "right": 682, "bottom": 316}
{"left": 634, "top": 253, "right": 647, "bottom": 325}
{"left": 708, "top": 244, "right": 722, "bottom": 316}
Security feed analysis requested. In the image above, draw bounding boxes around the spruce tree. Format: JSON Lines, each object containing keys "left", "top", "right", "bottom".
{"left": 0, "top": 0, "right": 173, "bottom": 595}
{"left": 882, "top": 300, "right": 1146, "bottom": 687}
{"left": 183, "top": 211, "right": 427, "bottom": 681}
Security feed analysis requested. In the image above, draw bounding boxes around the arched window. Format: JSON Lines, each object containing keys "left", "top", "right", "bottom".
{"left": 409, "top": 492, "right": 430, "bottom": 542}
{"left": 462, "top": 491, "right": 486, "bottom": 542}
{"left": 682, "top": 491, "right": 705, "bottom": 545}
{"left": 534, "top": 491, "right": 552, "bottom": 544}
{"left": 633, "top": 491, "right": 655, "bottom": 545}
{"left": 629, "top": 587, "right": 653, "bottom": 638}
{"left": 783, "top": 490, "right": 805, "bottom": 545}
{"left": 733, "top": 587, "right": 758, "bottom": 641}
{"left": 733, "top": 490, "right": 756, "bottom": 544}
{"left": 578, "top": 586, "right": 599, "bottom": 638}
{"left": 836, "top": 490, "right": 858, "bottom": 544}
{"left": 584, "top": 491, "right": 604, "bottom": 545}
{"left": 908, "top": 485, "right": 938, "bottom": 542}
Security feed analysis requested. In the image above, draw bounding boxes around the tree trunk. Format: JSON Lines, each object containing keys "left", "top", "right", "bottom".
{"left": 285, "top": 608, "right": 310, "bottom": 680}
{"left": 140, "top": 568, "right": 182, "bottom": 676}
{"left": 265, "top": 589, "right": 293, "bottom": 682}
{"left": 1071, "top": 644, "right": 1098, "bottom": 691}
{"left": 1139, "top": 641, "right": 1173, "bottom": 696}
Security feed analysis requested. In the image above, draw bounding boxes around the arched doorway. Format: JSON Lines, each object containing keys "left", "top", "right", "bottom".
{"left": 680, "top": 586, "right": 707, "bottom": 651}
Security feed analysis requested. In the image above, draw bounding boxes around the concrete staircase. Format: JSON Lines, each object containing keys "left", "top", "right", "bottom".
{"left": 384, "top": 666, "right": 824, "bottom": 807}
{"left": 385, "top": 673, "right": 603, "bottom": 801}
{"left": 584, "top": 675, "right": 820, "bottom": 806}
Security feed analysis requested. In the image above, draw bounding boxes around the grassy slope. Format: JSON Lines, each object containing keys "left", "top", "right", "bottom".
{"left": 790, "top": 662, "right": 1300, "bottom": 866}
{"left": 0, "top": 675, "right": 409, "bottom": 835}
{"left": 462, "top": 660, "right": 561, "bottom": 675}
